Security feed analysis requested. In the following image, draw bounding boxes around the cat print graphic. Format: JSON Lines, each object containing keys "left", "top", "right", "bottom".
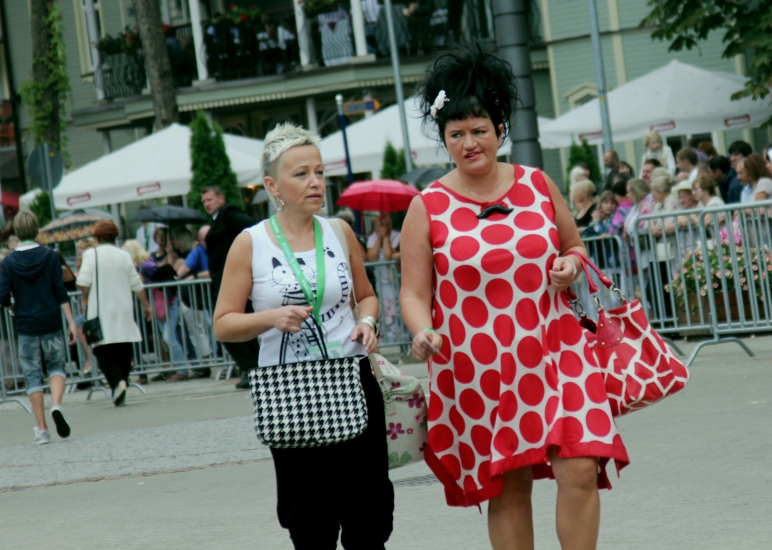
{"left": 271, "top": 246, "right": 351, "bottom": 363}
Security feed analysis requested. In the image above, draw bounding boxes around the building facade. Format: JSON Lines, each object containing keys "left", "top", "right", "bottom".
{"left": 1, "top": 0, "right": 769, "bottom": 201}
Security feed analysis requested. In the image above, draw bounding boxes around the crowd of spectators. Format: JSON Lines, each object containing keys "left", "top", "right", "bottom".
{"left": 569, "top": 135, "right": 772, "bottom": 308}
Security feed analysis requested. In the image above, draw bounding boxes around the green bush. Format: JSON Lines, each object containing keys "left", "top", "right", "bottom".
{"left": 566, "top": 140, "right": 602, "bottom": 187}
{"left": 381, "top": 141, "right": 407, "bottom": 181}
{"left": 29, "top": 190, "right": 52, "bottom": 228}
{"left": 187, "top": 111, "right": 242, "bottom": 214}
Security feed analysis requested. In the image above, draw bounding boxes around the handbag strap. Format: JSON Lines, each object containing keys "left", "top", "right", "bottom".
{"left": 563, "top": 251, "right": 627, "bottom": 308}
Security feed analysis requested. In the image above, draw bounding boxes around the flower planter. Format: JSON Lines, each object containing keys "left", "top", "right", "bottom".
{"left": 678, "top": 291, "right": 764, "bottom": 334}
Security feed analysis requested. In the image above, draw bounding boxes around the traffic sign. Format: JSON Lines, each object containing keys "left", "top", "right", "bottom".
{"left": 343, "top": 99, "right": 381, "bottom": 116}
{"left": 27, "top": 144, "right": 64, "bottom": 191}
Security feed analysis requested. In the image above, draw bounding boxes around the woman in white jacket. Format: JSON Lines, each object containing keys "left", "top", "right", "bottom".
{"left": 77, "top": 222, "right": 152, "bottom": 406}
{"left": 641, "top": 131, "right": 676, "bottom": 176}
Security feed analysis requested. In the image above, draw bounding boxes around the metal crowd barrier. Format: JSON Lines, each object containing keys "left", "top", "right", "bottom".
{"left": 8, "top": 209, "right": 770, "bottom": 409}
{"left": 0, "top": 279, "right": 235, "bottom": 410}
{"left": 365, "top": 259, "right": 412, "bottom": 352}
{"left": 629, "top": 200, "right": 772, "bottom": 365}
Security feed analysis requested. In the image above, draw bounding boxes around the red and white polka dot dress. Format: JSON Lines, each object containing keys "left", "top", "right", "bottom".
{"left": 422, "top": 165, "right": 629, "bottom": 507}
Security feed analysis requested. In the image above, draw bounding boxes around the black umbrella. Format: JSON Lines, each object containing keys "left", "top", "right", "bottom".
{"left": 131, "top": 205, "right": 208, "bottom": 224}
{"left": 399, "top": 166, "right": 449, "bottom": 186}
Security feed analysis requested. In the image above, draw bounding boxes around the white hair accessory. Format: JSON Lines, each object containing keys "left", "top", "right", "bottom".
{"left": 430, "top": 90, "right": 449, "bottom": 119}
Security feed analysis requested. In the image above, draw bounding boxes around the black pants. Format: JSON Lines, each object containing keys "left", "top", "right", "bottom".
{"left": 270, "top": 358, "right": 394, "bottom": 550}
{"left": 223, "top": 340, "right": 259, "bottom": 371}
{"left": 93, "top": 342, "right": 133, "bottom": 391}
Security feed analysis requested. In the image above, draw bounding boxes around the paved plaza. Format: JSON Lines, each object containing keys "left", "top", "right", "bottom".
{"left": 1, "top": 337, "right": 771, "bottom": 549}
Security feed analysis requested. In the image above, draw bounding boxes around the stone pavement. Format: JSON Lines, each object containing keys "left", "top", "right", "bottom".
{"left": 1, "top": 337, "right": 771, "bottom": 549}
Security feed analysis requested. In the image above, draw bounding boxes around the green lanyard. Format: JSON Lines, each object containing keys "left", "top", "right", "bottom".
{"left": 269, "top": 215, "right": 326, "bottom": 325}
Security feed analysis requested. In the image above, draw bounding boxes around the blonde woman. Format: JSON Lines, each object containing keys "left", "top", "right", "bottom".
{"left": 641, "top": 131, "right": 676, "bottom": 176}
{"left": 122, "top": 239, "right": 151, "bottom": 270}
{"left": 570, "top": 179, "right": 597, "bottom": 229}
{"left": 214, "top": 122, "right": 391, "bottom": 547}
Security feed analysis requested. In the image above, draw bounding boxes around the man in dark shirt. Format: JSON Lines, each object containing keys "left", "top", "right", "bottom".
{"left": 709, "top": 156, "right": 743, "bottom": 204}
{"left": 202, "top": 186, "right": 258, "bottom": 389}
{"left": 0, "top": 212, "right": 76, "bottom": 444}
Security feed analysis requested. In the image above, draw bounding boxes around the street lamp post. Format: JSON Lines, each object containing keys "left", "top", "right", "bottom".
{"left": 588, "top": 0, "right": 613, "bottom": 153}
{"left": 336, "top": 94, "right": 355, "bottom": 186}
{"left": 382, "top": 0, "right": 414, "bottom": 173}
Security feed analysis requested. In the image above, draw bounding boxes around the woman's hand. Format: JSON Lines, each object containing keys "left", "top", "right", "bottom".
{"left": 273, "top": 306, "right": 313, "bottom": 333}
{"left": 351, "top": 323, "right": 378, "bottom": 353}
{"left": 412, "top": 330, "right": 442, "bottom": 362}
{"left": 549, "top": 256, "right": 580, "bottom": 291}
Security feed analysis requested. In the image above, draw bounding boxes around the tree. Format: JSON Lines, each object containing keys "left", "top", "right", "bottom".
{"left": 566, "top": 140, "right": 602, "bottom": 188}
{"left": 380, "top": 142, "right": 407, "bottom": 181}
{"left": 20, "top": 0, "right": 70, "bottom": 154}
{"left": 29, "top": 191, "right": 52, "bottom": 228}
{"left": 641, "top": 1, "right": 772, "bottom": 105}
{"left": 133, "top": 0, "right": 179, "bottom": 129}
{"left": 187, "top": 111, "right": 242, "bottom": 213}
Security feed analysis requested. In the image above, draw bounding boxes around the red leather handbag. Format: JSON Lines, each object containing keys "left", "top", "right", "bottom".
{"left": 564, "top": 252, "right": 690, "bottom": 417}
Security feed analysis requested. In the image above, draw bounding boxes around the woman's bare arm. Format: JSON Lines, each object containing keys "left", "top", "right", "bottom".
{"left": 342, "top": 222, "right": 379, "bottom": 352}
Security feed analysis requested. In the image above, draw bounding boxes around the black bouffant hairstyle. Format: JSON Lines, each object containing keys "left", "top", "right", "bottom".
{"left": 417, "top": 47, "right": 518, "bottom": 145}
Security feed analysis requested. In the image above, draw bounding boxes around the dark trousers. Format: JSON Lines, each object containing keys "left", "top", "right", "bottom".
{"left": 223, "top": 340, "right": 259, "bottom": 371}
{"left": 93, "top": 342, "right": 134, "bottom": 390}
{"left": 270, "top": 358, "right": 394, "bottom": 550}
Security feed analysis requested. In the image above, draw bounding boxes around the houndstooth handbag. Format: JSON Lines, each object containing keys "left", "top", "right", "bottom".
{"left": 248, "top": 357, "right": 368, "bottom": 448}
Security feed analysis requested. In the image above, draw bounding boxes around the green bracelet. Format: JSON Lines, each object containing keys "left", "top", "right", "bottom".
{"left": 422, "top": 327, "right": 442, "bottom": 349}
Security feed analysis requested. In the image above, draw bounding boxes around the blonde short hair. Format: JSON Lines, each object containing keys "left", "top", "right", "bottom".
{"left": 650, "top": 172, "right": 675, "bottom": 194}
{"left": 262, "top": 122, "right": 320, "bottom": 181}
{"left": 122, "top": 239, "right": 150, "bottom": 268}
{"left": 649, "top": 167, "right": 671, "bottom": 182}
{"left": 627, "top": 178, "right": 651, "bottom": 203}
{"left": 570, "top": 179, "right": 596, "bottom": 197}
{"left": 644, "top": 131, "right": 663, "bottom": 149}
{"left": 14, "top": 211, "right": 39, "bottom": 241}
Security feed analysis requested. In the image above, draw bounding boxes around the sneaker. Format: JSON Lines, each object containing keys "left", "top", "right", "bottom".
{"left": 113, "top": 380, "right": 127, "bottom": 407}
{"left": 50, "top": 405, "right": 71, "bottom": 439}
{"left": 33, "top": 427, "right": 50, "bottom": 445}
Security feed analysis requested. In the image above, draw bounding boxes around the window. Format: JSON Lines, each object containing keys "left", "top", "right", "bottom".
{"left": 73, "top": 0, "right": 104, "bottom": 74}
{"left": 565, "top": 83, "right": 598, "bottom": 110}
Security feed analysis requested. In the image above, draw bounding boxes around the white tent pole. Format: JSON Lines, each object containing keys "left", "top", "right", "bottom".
{"left": 588, "top": 0, "right": 613, "bottom": 152}
{"left": 187, "top": 0, "right": 209, "bottom": 82}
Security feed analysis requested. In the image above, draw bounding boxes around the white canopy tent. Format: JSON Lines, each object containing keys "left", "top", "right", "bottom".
{"left": 53, "top": 123, "right": 264, "bottom": 209}
{"left": 319, "top": 98, "right": 568, "bottom": 178}
{"left": 540, "top": 60, "right": 772, "bottom": 145}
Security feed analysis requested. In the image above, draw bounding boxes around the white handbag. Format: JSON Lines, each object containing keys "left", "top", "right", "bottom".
{"left": 370, "top": 352, "right": 428, "bottom": 469}
{"left": 329, "top": 219, "right": 428, "bottom": 469}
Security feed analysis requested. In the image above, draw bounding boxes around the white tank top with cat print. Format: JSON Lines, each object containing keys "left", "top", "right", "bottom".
{"left": 245, "top": 216, "right": 366, "bottom": 367}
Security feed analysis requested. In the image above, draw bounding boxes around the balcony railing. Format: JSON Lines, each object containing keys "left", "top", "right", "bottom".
{"left": 93, "top": 0, "right": 500, "bottom": 100}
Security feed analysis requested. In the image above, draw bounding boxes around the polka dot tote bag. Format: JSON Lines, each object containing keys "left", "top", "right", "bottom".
{"left": 564, "top": 252, "right": 691, "bottom": 416}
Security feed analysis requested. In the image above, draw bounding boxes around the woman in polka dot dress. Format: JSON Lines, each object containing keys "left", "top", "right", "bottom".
{"left": 400, "top": 49, "right": 629, "bottom": 549}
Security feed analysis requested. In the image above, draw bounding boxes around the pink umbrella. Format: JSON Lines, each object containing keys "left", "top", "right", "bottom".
{"left": 336, "top": 180, "right": 419, "bottom": 212}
